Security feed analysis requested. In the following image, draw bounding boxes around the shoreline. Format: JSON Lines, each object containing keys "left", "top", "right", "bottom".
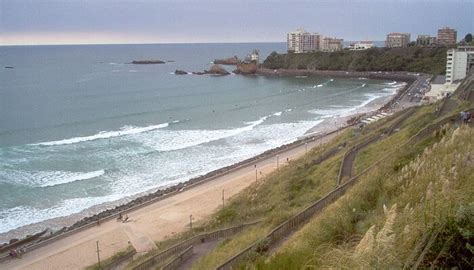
{"left": 0, "top": 70, "right": 416, "bottom": 249}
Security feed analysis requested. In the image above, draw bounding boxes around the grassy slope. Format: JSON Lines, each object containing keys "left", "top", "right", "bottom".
{"left": 190, "top": 108, "right": 442, "bottom": 269}
{"left": 263, "top": 47, "right": 447, "bottom": 75}
{"left": 250, "top": 108, "right": 474, "bottom": 269}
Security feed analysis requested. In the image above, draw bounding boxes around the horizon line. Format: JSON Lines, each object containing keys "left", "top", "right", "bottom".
{"left": 0, "top": 41, "right": 286, "bottom": 47}
{"left": 0, "top": 40, "right": 386, "bottom": 47}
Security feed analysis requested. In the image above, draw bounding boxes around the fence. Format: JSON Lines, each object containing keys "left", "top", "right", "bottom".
{"left": 161, "top": 246, "right": 193, "bottom": 270}
{"left": 215, "top": 106, "right": 464, "bottom": 270}
{"left": 101, "top": 248, "right": 137, "bottom": 270}
{"left": 132, "top": 221, "right": 260, "bottom": 270}
{"left": 216, "top": 173, "right": 359, "bottom": 270}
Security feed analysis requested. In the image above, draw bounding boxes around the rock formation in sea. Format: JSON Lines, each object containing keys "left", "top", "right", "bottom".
{"left": 174, "top": 70, "right": 188, "bottom": 75}
{"left": 130, "top": 60, "right": 165, "bottom": 64}
{"left": 192, "top": 64, "right": 230, "bottom": 76}
{"left": 213, "top": 56, "right": 239, "bottom": 65}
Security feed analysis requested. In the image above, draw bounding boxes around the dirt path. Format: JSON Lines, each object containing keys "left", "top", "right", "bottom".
{"left": 1, "top": 131, "right": 339, "bottom": 270}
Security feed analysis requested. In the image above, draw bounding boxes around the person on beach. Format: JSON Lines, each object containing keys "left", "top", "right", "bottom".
{"left": 117, "top": 213, "right": 123, "bottom": 221}
{"left": 122, "top": 214, "right": 129, "bottom": 223}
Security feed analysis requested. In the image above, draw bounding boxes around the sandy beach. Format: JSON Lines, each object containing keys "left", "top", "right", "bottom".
{"left": 0, "top": 69, "right": 418, "bottom": 270}
{"left": 1, "top": 127, "right": 341, "bottom": 270}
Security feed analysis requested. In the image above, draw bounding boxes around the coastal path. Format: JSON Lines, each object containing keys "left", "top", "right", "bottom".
{"left": 1, "top": 128, "right": 340, "bottom": 270}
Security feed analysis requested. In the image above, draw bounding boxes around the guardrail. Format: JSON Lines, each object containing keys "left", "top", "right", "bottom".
{"left": 161, "top": 246, "right": 193, "bottom": 270}
{"left": 132, "top": 221, "right": 260, "bottom": 270}
{"left": 216, "top": 171, "right": 359, "bottom": 270}
{"left": 215, "top": 107, "right": 461, "bottom": 270}
{"left": 101, "top": 248, "right": 136, "bottom": 270}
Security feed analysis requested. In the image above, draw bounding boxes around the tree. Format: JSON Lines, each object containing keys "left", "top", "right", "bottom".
{"left": 465, "top": 33, "right": 472, "bottom": 43}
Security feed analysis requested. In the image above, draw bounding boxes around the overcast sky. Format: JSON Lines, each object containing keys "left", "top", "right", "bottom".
{"left": 0, "top": 0, "right": 472, "bottom": 45}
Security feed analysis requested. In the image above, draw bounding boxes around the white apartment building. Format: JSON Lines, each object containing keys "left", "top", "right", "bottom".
{"left": 349, "top": 41, "right": 374, "bottom": 50}
{"left": 287, "top": 29, "right": 321, "bottom": 53}
{"left": 446, "top": 46, "right": 474, "bottom": 83}
{"left": 385, "top": 33, "right": 411, "bottom": 48}
{"left": 321, "top": 37, "right": 344, "bottom": 52}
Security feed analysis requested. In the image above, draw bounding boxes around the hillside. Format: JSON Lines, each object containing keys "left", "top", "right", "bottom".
{"left": 262, "top": 47, "right": 448, "bottom": 75}
{"left": 187, "top": 93, "right": 473, "bottom": 269}
{"left": 93, "top": 77, "right": 473, "bottom": 270}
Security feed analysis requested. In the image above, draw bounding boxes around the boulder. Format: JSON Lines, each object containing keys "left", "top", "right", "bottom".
{"left": 174, "top": 69, "right": 188, "bottom": 75}
{"left": 207, "top": 64, "right": 230, "bottom": 75}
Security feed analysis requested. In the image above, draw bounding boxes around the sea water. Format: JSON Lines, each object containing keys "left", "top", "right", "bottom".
{"left": 0, "top": 43, "right": 403, "bottom": 239}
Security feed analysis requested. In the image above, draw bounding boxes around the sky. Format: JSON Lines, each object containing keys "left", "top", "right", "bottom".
{"left": 0, "top": 0, "right": 473, "bottom": 45}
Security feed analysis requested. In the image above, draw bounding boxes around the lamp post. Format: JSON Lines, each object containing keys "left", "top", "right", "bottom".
{"left": 96, "top": 241, "right": 101, "bottom": 269}
{"left": 254, "top": 164, "right": 257, "bottom": 182}
{"left": 305, "top": 142, "right": 308, "bottom": 153}
{"left": 277, "top": 155, "right": 279, "bottom": 170}
{"left": 222, "top": 189, "right": 225, "bottom": 210}
{"left": 189, "top": 214, "right": 193, "bottom": 231}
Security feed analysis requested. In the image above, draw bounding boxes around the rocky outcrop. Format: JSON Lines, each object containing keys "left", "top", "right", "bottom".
{"left": 193, "top": 64, "right": 230, "bottom": 76}
{"left": 234, "top": 62, "right": 258, "bottom": 75}
{"left": 174, "top": 70, "right": 188, "bottom": 75}
{"left": 130, "top": 60, "right": 165, "bottom": 64}
{"left": 207, "top": 64, "right": 230, "bottom": 75}
{"left": 214, "top": 56, "right": 239, "bottom": 65}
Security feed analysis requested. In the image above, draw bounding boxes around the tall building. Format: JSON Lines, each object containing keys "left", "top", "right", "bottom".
{"left": 437, "top": 27, "right": 457, "bottom": 46}
{"left": 321, "top": 37, "right": 343, "bottom": 52}
{"left": 416, "top": 35, "right": 437, "bottom": 47}
{"left": 385, "top": 33, "right": 411, "bottom": 48}
{"left": 446, "top": 46, "right": 474, "bottom": 83}
{"left": 348, "top": 41, "right": 374, "bottom": 50}
{"left": 287, "top": 29, "right": 321, "bottom": 53}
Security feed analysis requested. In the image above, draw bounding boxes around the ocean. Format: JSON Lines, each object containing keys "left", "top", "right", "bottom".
{"left": 0, "top": 43, "right": 402, "bottom": 240}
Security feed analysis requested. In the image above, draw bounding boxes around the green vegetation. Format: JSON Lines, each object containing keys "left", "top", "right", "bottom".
{"left": 263, "top": 47, "right": 447, "bottom": 75}
{"left": 253, "top": 124, "right": 473, "bottom": 269}
{"left": 114, "top": 90, "right": 472, "bottom": 270}
{"left": 85, "top": 245, "right": 135, "bottom": 270}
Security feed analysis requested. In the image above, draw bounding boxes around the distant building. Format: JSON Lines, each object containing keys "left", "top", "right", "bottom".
{"left": 348, "top": 41, "right": 374, "bottom": 50}
{"left": 437, "top": 27, "right": 457, "bottom": 46}
{"left": 287, "top": 29, "right": 321, "bottom": 53}
{"left": 321, "top": 37, "right": 343, "bottom": 52}
{"left": 244, "top": 49, "right": 260, "bottom": 63}
{"left": 385, "top": 33, "right": 411, "bottom": 48}
{"left": 446, "top": 46, "right": 474, "bottom": 83}
{"left": 416, "top": 35, "right": 437, "bottom": 47}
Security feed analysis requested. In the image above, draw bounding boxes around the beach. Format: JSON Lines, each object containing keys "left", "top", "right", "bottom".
{"left": 0, "top": 68, "right": 419, "bottom": 269}
{"left": 2, "top": 128, "right": 341, "bottom": 270}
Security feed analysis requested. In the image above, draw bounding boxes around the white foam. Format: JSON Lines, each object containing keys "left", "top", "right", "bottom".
{"left": 273, "top": 111, "right": 282, "bottom": 116}
{"left": 137, "top": 115, "right": 271, "bottom": 152}
{"left": 385, "top": 81, "right": 397, "bottom": 85}
{"left": 32, "top": 122, "right": 171, "bottom": 146}
{"left": 329, "top": 78, "right": 334, "bottom": 82}
{"left": 40, "top": 170, "right": 105, "bottom": 187}
{"left": 0, "top": 194, "right": 123, "bottom": 234}
{"left": 0, "top": 169, "right": 105, "bottom": 188}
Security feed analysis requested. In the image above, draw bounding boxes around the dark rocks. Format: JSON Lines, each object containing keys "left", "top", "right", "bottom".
{"left": 207, "top": 64, "right": 230, "bottom": 75}
{"left": 192, "top": 64, "right": 230, "bottom": 76}
{"left": 234, "top": 62, "right": 258, "bottom": 75}
{"left": 174, "top": 70, "right": 188, "bottom": 75}
{"left": 4, "top": 66, "right": 14, "bottom": 69}
{"left": 214, "top": 56, "right": 239, "bottom": 65}
{"left": 130, "top": 60, "right": 165, "bottom": 64}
